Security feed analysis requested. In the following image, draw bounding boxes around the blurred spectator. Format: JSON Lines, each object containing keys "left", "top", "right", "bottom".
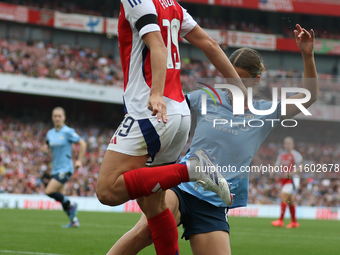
{"left": 1, "top": 0, "right": 119, "bottom": 18}
{"left": 0, "top": 39, "right": 124, "bottom": 87}
{"left": 1, "top": 38, "right": 340, "bottom": 105}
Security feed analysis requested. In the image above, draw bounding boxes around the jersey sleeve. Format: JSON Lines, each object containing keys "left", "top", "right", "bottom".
{"left": 46, "top": 131, "right": 50, "bottom": 145}
{"left": 180, "top": 6, "right": 197, "bottom": 38}
{"left": 293, "top": 151, "right": 303, "bottom": 165}
{"left": 121, "top": 0, "right": 160, "bottom": 38}
{"left": 66, "top": 128, "right": 81, "bottom": 143}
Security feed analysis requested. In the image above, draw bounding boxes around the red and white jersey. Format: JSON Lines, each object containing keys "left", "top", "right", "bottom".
{"left": 275, "top": 149, "right": 303, "bottom": 186}
{"left": 118, "top": 0, "right": 196, "bottom": 120}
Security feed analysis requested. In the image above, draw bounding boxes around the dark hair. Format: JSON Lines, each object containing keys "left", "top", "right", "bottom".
{"left": 229, "top": 48, "right": 265, "bottom": 77}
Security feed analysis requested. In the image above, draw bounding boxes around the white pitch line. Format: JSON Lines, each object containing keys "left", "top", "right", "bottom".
{"left": 0, "top": 250, "right": 66, "bottom": 255}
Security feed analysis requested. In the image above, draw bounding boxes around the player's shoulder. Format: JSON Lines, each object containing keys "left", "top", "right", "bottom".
{"left": 61, "top": 125, "right": 74, "bottom": 133}
{"left": 188, "top": 89, "right": 205, "bottom": 103}
{"left": 190, "top": 89, "right": 204, "bottom": 97}
{"left": 47, "top": 128, "right": 55, "bottom": 135}
{"left": 292, "top": 149, "right": 302, "bottom": 157}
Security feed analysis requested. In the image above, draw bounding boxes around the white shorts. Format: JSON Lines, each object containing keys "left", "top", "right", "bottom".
{"left": 282, "top": 183, "right": 294, "bottom": 195}
{"left": 107, "top": 114, "right": 191, "bottom": 165}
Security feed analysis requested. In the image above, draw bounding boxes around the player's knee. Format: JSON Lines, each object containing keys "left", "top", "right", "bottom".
{"left": 96, "top": 191, "right": 121, "bottom": 206}
{"left": 45, "top": 190, "right": 56, "bottom": 197}
{"left": 96, "top": 183, "right": 121, "bottom": 206}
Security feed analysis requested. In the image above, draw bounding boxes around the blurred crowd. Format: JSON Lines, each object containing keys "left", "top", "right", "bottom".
{"left": 0, "top": 39, "right": 124, "bottom": 87}
{"left": 3, "top": 0, "right": 340, "bottom": 40}
{"left": 2, "top": 37, "right": 340, "bottom": 106}
{"left": 1, "top": 0, "right": 119, "bottom": 17}
{"left": 248, "top": 178, "right": 340, "bottom": 208}
{"left": 0, "top": 38, "right": 243, "bottom": 88}
{"left": 0, "top": 116, "right": 339, "bottom": 207}
{"left": 250, "top": 142, "right": 340, "bottom": 207}
{"left": 196, "top": 19, "right": 273, "bottom": 34}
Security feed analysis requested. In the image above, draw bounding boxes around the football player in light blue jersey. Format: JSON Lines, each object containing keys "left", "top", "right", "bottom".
{"left": 41, "top": 107, "right": 87, "bottom": 228}
{"left": 107, "top": 24, "right": 317, "bottom": 255}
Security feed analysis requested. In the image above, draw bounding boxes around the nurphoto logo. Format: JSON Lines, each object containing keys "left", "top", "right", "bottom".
{"left": 200, "top": 83, "right": 312, "bottom": 128}
{"left": 201, "top": 84, "right": 311, "bottom": 116}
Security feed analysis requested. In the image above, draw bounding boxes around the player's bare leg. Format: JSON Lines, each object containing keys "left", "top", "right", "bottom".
{"left": 45, "top": 178, "right": 64, "bottom": 194}
{"left": 190, "top": 231, "right": 231, "bottom": 255}
{"left": 96, "top": 150, "right": 190, "bottom": 206}
{"left": 137, "top": 191, "right": 167, "bottom": 218}
{"left": 106, "top": 190, "right": 180, "bottom": 255}
{"left": 107, "top": 213, "right": 152, "bottom": 255}
{"left": 45, "top": 178, "right": 78, "bottom": 227}
{"left": 97, "top": 152, "right": 181, "bottom": 254}
{"left": 96, "top": 151, "right": 149, "bottom": 206}
{"left": 137, "top": 190, "right": 180, "bottom": 254}
{"left": 96, "top": 117, "right": 190, "bottom": 255}
{"left": 281, "top": 191, "right": 291, "bottom": 203}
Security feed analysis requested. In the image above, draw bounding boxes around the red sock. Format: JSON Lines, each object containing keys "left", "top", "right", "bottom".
{"left": 280, "top": 202, "right": 287, "bottom": 221}
{"left": 148, "top": 208, "right": 179, "bottom": 255}
{"left": 123, "top": 164, "right": 189, "bottom": 200}
{"left": 289, "top": 204, "right": 296, "bottom": 222}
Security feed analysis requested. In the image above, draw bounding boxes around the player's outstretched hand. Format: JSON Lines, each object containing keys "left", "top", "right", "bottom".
{"left": 294, "top": 24, "right": 315, "bottom": 56}
{"left": 148, "top": 93, "right": 168, "bottom": 123}
{"left": 74, "top": 160, "right": 83, "bottom": 169}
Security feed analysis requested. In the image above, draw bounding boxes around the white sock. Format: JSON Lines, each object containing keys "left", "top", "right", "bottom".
{"left": 186, "top": 158, "right": 201, "bottom": 181}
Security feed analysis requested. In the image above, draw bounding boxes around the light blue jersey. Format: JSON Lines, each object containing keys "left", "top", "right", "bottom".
{"left": 178, "top": 89, "right": 281, "bottom": 208}
{"left": 46, "top": 125, "right": 81, "bottom": 175}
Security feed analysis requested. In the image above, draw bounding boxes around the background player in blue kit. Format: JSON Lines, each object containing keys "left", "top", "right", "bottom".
{"left": 41, "top": 107, "right": 87, "bottom": 228}
{"left": 106, "top": 24, "right": 318, "bottom": 255}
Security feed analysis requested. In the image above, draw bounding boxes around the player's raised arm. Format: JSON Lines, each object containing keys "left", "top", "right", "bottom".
{"left": 142, "top": 31, "right": 168, "bottom": 123}
{"left": 283, "top": 24, "right": 318, "bottom": 120}
{"left": 74, "top": 138, "right": 87, "bottom": 169}
{"left": 184, "top": 25, "right": 247, "bottom": 97}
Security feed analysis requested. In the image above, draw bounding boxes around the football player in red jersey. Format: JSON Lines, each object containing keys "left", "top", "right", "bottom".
{"left": 271, "top": 137, "right": 302, "bottom": 228}
{"left": 96, "top": 0, "right": 247, "bottom": 254}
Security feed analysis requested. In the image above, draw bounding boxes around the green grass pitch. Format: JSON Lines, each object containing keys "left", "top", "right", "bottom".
{"left": 0, "top": 209, "right": 339, "bottom": 255}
